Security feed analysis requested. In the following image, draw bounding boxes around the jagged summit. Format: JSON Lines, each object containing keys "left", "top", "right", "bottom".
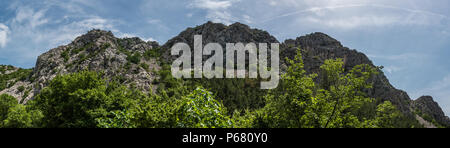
{"left": 288, "top": 32, "right": 343, "bottom": 48}
{"left": 22, "top": 29, "right": 161, "bottom": 103}
{"left": 161, "top": 21, "right": 279, "bottom": 62}
{"left": 163, "top": 21, "right": 278, "bottom": 48}
{"left": 413, "top": 96, "right": 450, "bottom": 126}
{"left": 72, "top": 29, "right": 115, "bottom": 45}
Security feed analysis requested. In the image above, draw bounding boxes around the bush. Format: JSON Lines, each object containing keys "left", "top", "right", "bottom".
{"left": 127, "top": 53, "right": 141, "bottom": 64}
{"left": 176, "top": 87, "right": 232, "bottom": 128}
{"left": 0, "top": 94, "right": 17, "bottom": 123}
{"left": 143, "top": 47, "right": 161, "bottom": 60}
{"left": 2, "top": 105, "right": 43, "bottom": 128}
{"left": 31, "top": 71, "right": 142, "bottom": 128}
{"left": 61, "top": 50, "right": 69, "bottom": 62}
{"left": 17, "top": 86, "right": 25, "bottom": 92}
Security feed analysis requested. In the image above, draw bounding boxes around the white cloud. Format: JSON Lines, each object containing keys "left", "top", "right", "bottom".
{"left": 383, "top": 66, "right": 404, "bottom": 74}
{"left": 186, "top": 13, "right": 194, "bottom": 18}
{"left": 147, "top": 19, "right": 161, "bottom": 24}
{"left": 367, "top": 53, "right": 425, "bottom": 61}
{"left": 144, "top": 37, "right": 156, "bottom": 42}
{"left": 260, "top": 2, "right": 449, "bottom": 30}
{"left": 13, "top": 6, "right": 49, "bottom": 28}
{"left": 189, "top": 0, "right": 240, "bottom": 25}
{"left": 75, "top": 17, "right": 114, "bottom": 30}
{"left": 117, "top": 33, "right": 156, "bottom": 42}
{"left": 190, "top": 0, "right": 233, "bottom": 10}
{"left": 0, "top": 24, "right": 10, "bottom": 48}
{"left": 303, "top": 15, "right": 399, "bottom": 29}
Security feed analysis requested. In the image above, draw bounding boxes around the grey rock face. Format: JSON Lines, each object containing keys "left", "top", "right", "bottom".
{"left": 413, "top": 96, "right": 450, "bottom": 126}
{"left": 13, "top": 29, "right": 160, "bottom": 103}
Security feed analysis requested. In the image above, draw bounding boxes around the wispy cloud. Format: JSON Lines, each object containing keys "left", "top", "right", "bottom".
{"left": 261, "top": 3, "right": 449, "bottom": 30}
{"left": 13, "top": 6, "right": 49, "bottom": 28}
{"left": 0, "top": 23, "right": 9, "bottom": 48}
{"left": 367, "top": 53, "right": 426, "bottom": 61}
{"left": 384, "top": 65, "right": 404, "bottom": 74}
{"left": 188, "top": 0, "right": 240, "bottom": 25}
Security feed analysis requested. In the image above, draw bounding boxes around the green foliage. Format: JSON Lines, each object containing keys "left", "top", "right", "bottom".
{"left": 0, "top": 94, "right": 17, "bottom": 123}
{"left": 362, "top": 101, "right": 403, "bottom": 128}
{"left": 96, "top": 110, "right": 136, "bottom": 128}
{"left": 127, "top": 52, "right": 142, "bottom": 64}
{"left": 71, "top": 43, "right": 94, "bottom": 55}
{"left": 0, "top": 94, "right": 42, "bottom": 128}
{"left": 2, "top": 105, "right": 43, "bottom": 128}
{"left": 61, "top": 50, "right": 70, "bottom": 62}
{"left": 251, "top": 48, "right": 404, "bottom": 128}
{"left": 31, "top": 71, "right": 141, "bottom": 128}
{"left": 17, "top": 86, "right": 25, "bottom": 92}
{"left": 140, "top": 63, "right": 149, "bottom": 72}
{"left": 0, "top": 68, "right": 32, "bottom": 91}
{"left": 255, "top": 48, "right": 318, "bottom": 128}
{"left": 176, "top": 87, "right": 232, "bottom": 128}
{"left": 0, "top": 48, "right": 421, "bottom": 128}
{"left": 143, "top": 47, "right": 161, "bottom": 60}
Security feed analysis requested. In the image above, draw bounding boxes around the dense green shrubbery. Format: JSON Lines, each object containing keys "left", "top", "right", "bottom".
{"left": 0, "top": 49, "right": 417, "bottom": 128}
{"left": 0, "top": 94, "right": 43, "bottom": 128}
{"left": 0, "top": 66, "right": 32, "bottom": 91}
{"left": 176, "top": 87, "right": 232, "bottom": 128}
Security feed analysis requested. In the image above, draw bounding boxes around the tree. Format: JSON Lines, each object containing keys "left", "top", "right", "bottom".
{"left": 255, "top": 48, "right": 381, "bottom": 128}
{"left": 256, "top": 48, "right": 317, "bottom": 128}
{"left": 176, "top": 87, "right": 232, "bottom": 128}
{"left": 96, "top": 110, "right": 136, "bottom": 128}
{"left": 0, "top": 94, "right": 18, "bottom": 127}
{"left": 2, "top": 105, "right": 43, "bottom": 128}
{"left": 363, "top": 101, "right": 403, "bottom": 128}
{"left": 31, "top": 71, "right": 141, "bottom": 128}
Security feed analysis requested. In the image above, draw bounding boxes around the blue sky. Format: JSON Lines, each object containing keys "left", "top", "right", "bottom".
{"left": 0, "top": 0, "right": 449, "bottom": 115}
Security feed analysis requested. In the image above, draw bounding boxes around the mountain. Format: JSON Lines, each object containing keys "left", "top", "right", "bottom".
{"left": 0, "top": 22, "right": 448, "bottom": 127}
{"left": 1, "top": 29, "right": 162, "bottom": 104}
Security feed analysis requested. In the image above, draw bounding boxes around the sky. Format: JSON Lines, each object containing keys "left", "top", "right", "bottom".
{"left": 0, "top": 0, "right": 449, "bottom": 115}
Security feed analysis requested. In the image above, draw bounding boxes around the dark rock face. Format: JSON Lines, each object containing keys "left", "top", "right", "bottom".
{"left": 162, "top": 21, "right": 279, "bottom": 62}
{"left": 281, "top": 32, "right": 412, "bottom": 114}
{"left": 413, "top": 96, "right": 450, "bottom": 126}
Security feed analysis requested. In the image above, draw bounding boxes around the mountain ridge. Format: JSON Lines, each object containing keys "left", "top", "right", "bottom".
{"left": 0, "top": 21, "right": 448, "bottom": 127}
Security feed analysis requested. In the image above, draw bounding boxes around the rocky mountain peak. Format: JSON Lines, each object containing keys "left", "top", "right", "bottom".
{"left": 163, "top": 21, "right": 278, "bottom": 49}
{"left": 23, "top": 30, "right": 161, "bottom": 103}
{"left": 161, "top": 21, "right": 279, "bottom": 62}
{"left": 413, "top": 96, "right": 450, "bottom": 126}
{"left": 284, "top": 32, "right": 343, "bottom": 48}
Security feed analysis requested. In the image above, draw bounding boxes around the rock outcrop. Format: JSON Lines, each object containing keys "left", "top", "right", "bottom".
{"left": 2, "top": 29, "right": 161, "bottom": 103}
{"left": 413, "top": 96, "right": 450, "bottom": 127}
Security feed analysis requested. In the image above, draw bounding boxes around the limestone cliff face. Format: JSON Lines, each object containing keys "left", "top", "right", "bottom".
{"left": 2, "top": 30, "right": 161, "bottom": 103}
{"left": 0, "top": 22, "right": 448, "bottom": 127}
